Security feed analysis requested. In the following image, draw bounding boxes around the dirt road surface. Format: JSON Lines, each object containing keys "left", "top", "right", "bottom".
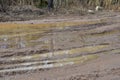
{"left": 0, "top": 11, "right": 120, "bottom": 80}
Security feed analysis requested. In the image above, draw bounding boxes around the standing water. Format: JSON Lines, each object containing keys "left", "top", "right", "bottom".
{"left": 0, "top": 35, "right": 9, "bottom": 49}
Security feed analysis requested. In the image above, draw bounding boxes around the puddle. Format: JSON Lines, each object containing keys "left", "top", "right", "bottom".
{"left": 0, "top": 18, "right": 119, "bottom": 75}
{"left": 88, "top": 29, "right": 120, "bottom": 37}
{"left": 0, "top": 19, "right": 109, "bottom": 50}
{"left": 0, "top": 54, "right": 98, "bottom": 73}
{"left": 0, "top": 44, "right": 108, "bottom": 62}
{"left": 0, "top": 19, "right": 106, "bottom": 36}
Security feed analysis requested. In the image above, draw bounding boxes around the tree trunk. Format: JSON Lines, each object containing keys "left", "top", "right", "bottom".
{"left": 47, "top": 0, "right": 54, "bottom": 11}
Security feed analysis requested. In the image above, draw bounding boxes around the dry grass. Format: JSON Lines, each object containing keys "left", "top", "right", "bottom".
{"left": 78, "top": 0, "right": 120, "bottom": 9}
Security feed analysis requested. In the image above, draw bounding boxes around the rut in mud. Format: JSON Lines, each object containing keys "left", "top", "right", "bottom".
{"left": 0, "top": 14, "right": 120, "bottom": 80}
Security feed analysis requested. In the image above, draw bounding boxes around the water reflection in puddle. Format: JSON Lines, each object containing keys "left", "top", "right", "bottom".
{"left": 0, "top": 25, "right": 118, "bottom": 74}
{"left": 0, "top": 55, "right": 98, "bottom": 73}
{"left": 0, "top": 35, "right": 9, "bottom": 49}
{"left": 0, "top": 31, "right": 56, "bottom": 52}
{"left": 15, "top": 37, "right": 26, "bottom": 49}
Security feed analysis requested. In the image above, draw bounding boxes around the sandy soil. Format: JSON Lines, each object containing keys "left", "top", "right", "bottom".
{"left": 0, "top": 11, "right": 120, "bottom": 80}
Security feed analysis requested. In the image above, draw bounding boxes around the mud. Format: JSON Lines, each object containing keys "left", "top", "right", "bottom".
{"left": 0, "top": 11, "right": 120, "bottom": 80}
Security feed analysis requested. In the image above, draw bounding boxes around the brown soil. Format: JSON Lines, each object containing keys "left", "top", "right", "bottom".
{"left": 0, "top": 11, "right": 120, "bottom": 80}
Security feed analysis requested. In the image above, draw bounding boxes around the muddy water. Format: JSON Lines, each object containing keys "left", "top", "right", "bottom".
{"left": 0, "top": 55, "right": 98, "bottom": 73}
{"left": 0, "top": 21, "right": 120, "bottom": 76}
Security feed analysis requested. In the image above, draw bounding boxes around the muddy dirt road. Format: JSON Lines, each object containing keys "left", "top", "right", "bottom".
{"left": 0, "top": 11, "right": 120, "bottom": 80}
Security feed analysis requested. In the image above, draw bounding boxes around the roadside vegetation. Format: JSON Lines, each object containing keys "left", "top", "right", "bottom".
{"left": 0, "top": 0, "right": 119, "bottom": 21}
{"left": 0, "top": 0, "right": 120, "bottom": 11}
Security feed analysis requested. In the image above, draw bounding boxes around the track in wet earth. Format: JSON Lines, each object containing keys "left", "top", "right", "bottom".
{"left": 0, "top": 14, "right": 120, "bottom": 80}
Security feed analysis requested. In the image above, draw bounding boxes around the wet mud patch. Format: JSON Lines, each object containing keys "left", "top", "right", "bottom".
{"left": 0, "top": 54, "right": 98, "bottom": 77}
{"left": 66, "top": 68, "right": 120, "bottom": 80}
{"left": 0, "top": 15, "right": 120, "bottom": 79}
